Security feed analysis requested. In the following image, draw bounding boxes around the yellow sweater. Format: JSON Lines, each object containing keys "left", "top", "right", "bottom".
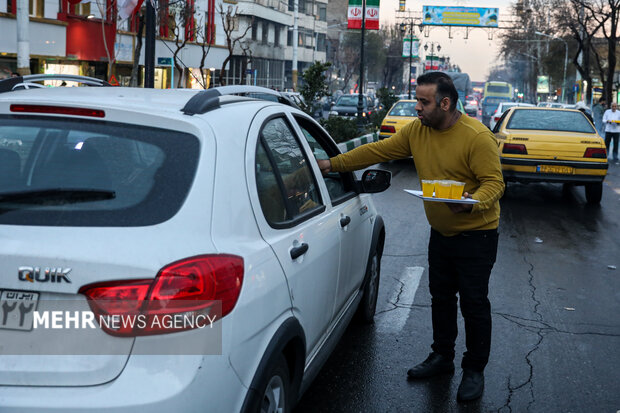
{"left": 330, "top": 114, "right": 505, "bottom": 236}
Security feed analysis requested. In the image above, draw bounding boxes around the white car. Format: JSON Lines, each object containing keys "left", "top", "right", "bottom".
{"left": 489, "top": 102, "right": 535, "bottom": 130}
{"left": 0, "top": 76, "right": 389, "bottom": 412}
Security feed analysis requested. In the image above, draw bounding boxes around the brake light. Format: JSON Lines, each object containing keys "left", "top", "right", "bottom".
{"left": 494, "top": 116, "right": 501, "bottom": 121}
{"left": 380, "top": 125, "right": 396, "bottom": 133}
{"left": 80, "top": 254, "right": 244, "bottom": 336}
{"left": 584, "top": 147, "right": 607, "bottom": 158}
{"left": 10, "top": 104, "right": 105, "bottom": 118}
{"left": 502, "top": 143, "right": 528, "bottom": 154}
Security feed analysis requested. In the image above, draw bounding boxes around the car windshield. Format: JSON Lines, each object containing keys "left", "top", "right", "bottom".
{"left": 506, "top": 109, "right": 597, "bottom": 133}
{"left": 487, "top": 85, "right": 510, "bottom": 94}
{"left": 388, "top": 101, "right": 417, "bottom": 117}
{"left": 0, "top": 116, "right": 199, "bottom": 226}
{"left": 336, "top": 96, "right": 360, "bottom": 106}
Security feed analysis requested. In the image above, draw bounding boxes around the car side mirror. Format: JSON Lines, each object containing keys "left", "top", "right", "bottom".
{"left": 359, "top": 169, "right": 391, "bottom": 193}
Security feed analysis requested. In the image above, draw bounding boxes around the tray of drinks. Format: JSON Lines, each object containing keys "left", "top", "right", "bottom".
{"left": 404, "top": 180, "right": 479, "bottom": 204}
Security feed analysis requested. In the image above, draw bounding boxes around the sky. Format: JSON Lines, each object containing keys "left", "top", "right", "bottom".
{"left": 379, "top": 0, "right": 514, "bottom": 81}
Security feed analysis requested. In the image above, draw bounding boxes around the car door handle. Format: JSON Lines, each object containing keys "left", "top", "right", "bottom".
{"left": 340, "top": 216, "right": 351, "bottom": 227}
{"left": 290, "top": 243, "right": 309, "bottom": 260}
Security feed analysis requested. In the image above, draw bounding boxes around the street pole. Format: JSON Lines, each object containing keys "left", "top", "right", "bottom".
{"left": 408, "top": 23, "right": 412, "bottom": 99}
{"left": 292, "top": 0, "right": 298, "bottom": 91}
{"left": 144, "top": 0, "right": 156, "bottom": 88}
{"left": 356, "top": 0, "right": 366, "bottom": 129}
{"left": 16, "top": 0, "right": 30, "bottom": 75}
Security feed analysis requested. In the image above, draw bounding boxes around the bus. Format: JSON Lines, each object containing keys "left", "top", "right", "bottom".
{"left": 484, "top": 81, "right": 513, "bottom": 99}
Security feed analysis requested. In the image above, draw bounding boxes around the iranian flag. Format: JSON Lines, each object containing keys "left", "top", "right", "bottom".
{"left": 348, "top": 0, "right": 380, "bottom": 30}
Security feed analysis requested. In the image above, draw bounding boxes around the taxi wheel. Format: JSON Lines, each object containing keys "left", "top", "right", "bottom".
{"left": 585, "top": 182, "right": 602, "bottom": 204}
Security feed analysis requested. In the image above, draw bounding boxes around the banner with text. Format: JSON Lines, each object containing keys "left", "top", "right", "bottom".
{"left": 348, "top": 0, "right": 380, "bottom": 30}
{"left": 422, "top": 6, "right": 498, "bottom": 27}
{"left": 402, "top": 37, "right": 419, "bottom": 58}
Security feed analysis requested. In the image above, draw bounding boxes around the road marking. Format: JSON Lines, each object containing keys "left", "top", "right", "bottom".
{"left": 386, "top": 266, "right": 424, "bottom": 332}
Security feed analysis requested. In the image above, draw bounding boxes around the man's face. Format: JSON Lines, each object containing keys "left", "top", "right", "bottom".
{"left": 612, "top": 103, "right": 617, "bottom": 112}
{"left": 415, "top": 84, "right": 449, "bottom": 128}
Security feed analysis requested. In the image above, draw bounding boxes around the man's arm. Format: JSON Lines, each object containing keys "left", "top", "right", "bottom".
{"left": 467, "top": 132, "right": 505, "bottom": 213}
{"left": 328, "top": 121, "right": 415, "bottom": 173}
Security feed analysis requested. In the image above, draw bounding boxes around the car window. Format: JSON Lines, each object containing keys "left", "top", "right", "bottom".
{"left": 506, "top": 109, "right": 597, "bottom": 133}
{"left": 0, "top": 116, "right": 198, "bottom": 226}
{"left": 492, "top": 110, "right": 512, "bottom": 133}
{"left": 255, "top": 117, "right": 323, "bottom": 227}
{"left": 293, "top": 115, "right": 356, "bottom": 204}
{"left": 388, "top": 101, "right": 417, "bottom": 117}
{"left": 336, "top": 96, "right": 358, "bottom": 106}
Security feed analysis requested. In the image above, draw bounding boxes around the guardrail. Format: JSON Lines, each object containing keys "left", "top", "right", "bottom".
{"left": 337, "top": 132, "right": 379, "bottom": 153}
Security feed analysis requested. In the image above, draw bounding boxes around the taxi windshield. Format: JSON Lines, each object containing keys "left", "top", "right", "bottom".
{"left": 388, "top": 102, "right": 418, "bottom": 117}
{"left": 506, "top": 109, "right": 597, "bottom": 133}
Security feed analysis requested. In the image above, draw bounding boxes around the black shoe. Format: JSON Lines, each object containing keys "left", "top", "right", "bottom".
{"left": 407, "top": 352, "right": 454, "bottom": 379}
{"left": 457, "top": 369, "right": 484, "bottom": 402}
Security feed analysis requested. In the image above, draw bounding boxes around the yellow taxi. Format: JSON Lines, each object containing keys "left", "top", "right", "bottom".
{"left": 379, "top": 99, "right": 417, "bottom": 139}
{"left": 493, "top": 107, "right": 608, "bottom": 204}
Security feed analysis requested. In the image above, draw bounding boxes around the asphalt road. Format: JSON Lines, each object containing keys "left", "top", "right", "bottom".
{"left": 295, "top": 157, "right": 620, "bottom": 412}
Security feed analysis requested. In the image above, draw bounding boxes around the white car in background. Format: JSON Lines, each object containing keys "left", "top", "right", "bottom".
{"left": 490, "top": 101, "right": 535, "bottom": 130}
{"left": 0, "top": 76, "right": 390, "bottom": 413}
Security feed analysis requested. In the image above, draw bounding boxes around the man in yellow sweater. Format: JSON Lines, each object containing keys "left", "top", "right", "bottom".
{"left": 317, "top": 72, "right": 504, "bottom": 402}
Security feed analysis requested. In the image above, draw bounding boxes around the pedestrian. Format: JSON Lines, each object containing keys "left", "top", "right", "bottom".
{"left": 602, "top": 102, "right": 620, "bottom": 163}
{"left": 593, "top": 97, "right": 606, "bottom": 136}
{"left": 317, "top": 72, "right": 504, "bottom": 402}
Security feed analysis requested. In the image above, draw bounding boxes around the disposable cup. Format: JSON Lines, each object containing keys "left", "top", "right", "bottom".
{"left": 435, "top": 180, "right": 452, "bottom": 199}
{"left": 450, "top": 181, "right": 466, "bottom": 199}
{"left": 421, "top": 180, "right": 435, "bottom": 197}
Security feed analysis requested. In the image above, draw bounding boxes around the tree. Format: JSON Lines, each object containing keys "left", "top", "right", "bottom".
{"left": 167, "top": 0, "right": 197, "bottom": 88}
{"left": 218, "top": 4, "right": 252, "bottom": 86}
{"left": 129, "top": 8, "right": 145, "bottom": 87}
{"left": 195, "top": 14, "right": 214, "bottom": 88}
{"left": 380, "top": 25, "right": 405, "bottom": 91}
{"left": 299, "top": 61, "right": 332, "bottom": 115}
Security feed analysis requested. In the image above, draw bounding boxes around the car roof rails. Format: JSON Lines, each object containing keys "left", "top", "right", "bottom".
{"left": 181, "top": 85, "right": 300, "bottom": 116}
{"left": 0, "top": 74, "right": 111, "bottom": 93}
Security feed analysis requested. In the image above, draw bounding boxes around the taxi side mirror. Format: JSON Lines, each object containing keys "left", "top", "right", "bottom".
{"left": 358, "top": 169, "right": 391, "bottom": 193}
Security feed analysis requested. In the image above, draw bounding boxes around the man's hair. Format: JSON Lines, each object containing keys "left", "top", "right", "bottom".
{"left": 416, "top": 71, "right": 458, "bottom": 111}
{"left": 599, "top": 97, "right": 606, "bottom": 103}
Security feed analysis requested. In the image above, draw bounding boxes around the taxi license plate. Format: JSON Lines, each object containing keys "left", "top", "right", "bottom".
{"left": 0, "top": 290, "right": 39, "bottom": 331}
{"left": 537, "top": 165, "right": 574, "bottom": 174}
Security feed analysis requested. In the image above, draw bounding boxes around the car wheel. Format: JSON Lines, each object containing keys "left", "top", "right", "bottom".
{"left": 585, "top": 182, "right": 603, "bottom": 204}
{"left": 259, "top": 355, "right": 290, "bottom": 413}
{"left": 355, "top": 249, "right": 381, "bottom": 324}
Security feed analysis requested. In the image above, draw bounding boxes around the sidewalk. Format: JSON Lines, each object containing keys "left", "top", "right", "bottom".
{"left": 336, "top": 132, "right": 378, "bottom": 153}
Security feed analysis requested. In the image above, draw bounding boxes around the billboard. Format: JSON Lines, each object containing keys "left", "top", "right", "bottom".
{"left": 422, "top": 6, "right": 499, "bottom": 27}
{"left": 537, "top": 76, "right": 550, "bottom": 94}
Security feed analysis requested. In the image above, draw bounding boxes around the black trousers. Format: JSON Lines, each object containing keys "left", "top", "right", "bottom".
{"left": 605, "top": 132, "right": 619, "bottom": 160}
{"left": 428, "top": 228, "right": 498, "bottom": 372}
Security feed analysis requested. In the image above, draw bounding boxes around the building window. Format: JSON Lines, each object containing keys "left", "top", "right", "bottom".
{"left": 274, "top": 25, "right": 280, "bottom": 46}
{"left": 298, "top": 0, "right": 305, "bottom": 13}
{"left": 318, "top": 5, "right": 326, "bottom": 21}
{"left": 29, "top": 0, "right": 44, "bottom": 17}
{"left": 262, "top": 22, "right": 268, "bottom": 44}
{"left": 287, "top": 29, "right": 292, "bottom": 46}
{"left": 288, "top": 0, "right": 293, "bottom": 11}
{"left": 252, "top": 21, "right": 258, "bottom": 40}
{"left": 317, "top": 33, "right": 326, "bottom": 52}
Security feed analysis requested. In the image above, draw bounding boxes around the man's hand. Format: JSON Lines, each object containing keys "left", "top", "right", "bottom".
{"left": 317, "top": 159, "right": 332, "bottom": 175}
{"left": 445, "top": 192, "right": 474, "bottom": 213}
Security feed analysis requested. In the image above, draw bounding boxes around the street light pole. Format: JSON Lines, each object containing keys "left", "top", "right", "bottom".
{"left": 408, "top": 24, "right": 413, "bottom": 99}
{"left": 535, "top": 31, "right": 567, "bottom": 103}
{"left": 356, "top": 0, "right": 366, "bottom": 129}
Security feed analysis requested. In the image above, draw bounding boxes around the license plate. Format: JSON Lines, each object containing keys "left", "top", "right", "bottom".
{"left": 537, "top": 165, "right": 574, "bottom": 174}
{"left": 0, "top": 290, "right": 39, "bottom": 331}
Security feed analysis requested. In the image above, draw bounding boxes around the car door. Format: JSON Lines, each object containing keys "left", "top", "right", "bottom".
{"left": 290, "top": 114, "right": 373, "bottom": 316}
{"left": 247, "top": 109, "right": 341, "bottom": 358}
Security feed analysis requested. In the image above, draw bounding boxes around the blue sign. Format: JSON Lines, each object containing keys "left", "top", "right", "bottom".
{"left": 157, "top": 57, "right": 173, "bottom": 66}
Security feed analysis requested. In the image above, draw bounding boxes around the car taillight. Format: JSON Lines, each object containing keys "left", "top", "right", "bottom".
{"left": 584, "top": 147, "right": 607, "bottom": 158}
{"left": 380, "top": 125, "right": 396, "bottom": 133}
{"left": 494, "top": 116, "right": 501, "bottom": 121}
{"left": 10, "top": 104, "right": 105, "bottom": 118}
{"left": 79, "top": 254, "right": 244, "bottom": 336}
{"left": 502, "top": 143, "right": 528, "bottom": 154}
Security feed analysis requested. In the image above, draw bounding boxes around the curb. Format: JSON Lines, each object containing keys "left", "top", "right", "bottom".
{"left": 337, "top": 132, "right": 379, "bottom": 153}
